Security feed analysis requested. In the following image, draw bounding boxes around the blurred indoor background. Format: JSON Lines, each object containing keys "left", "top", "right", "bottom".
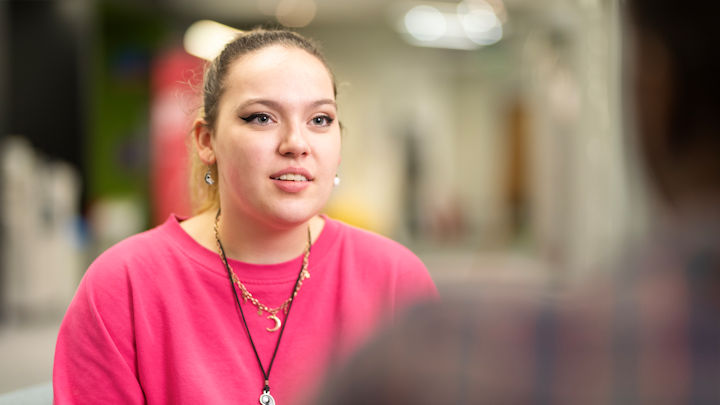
{"left": 0, "top": 0, "right": 649, "bottom": 394}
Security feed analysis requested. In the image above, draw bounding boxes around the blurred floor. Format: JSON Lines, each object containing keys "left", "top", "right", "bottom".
{"left": 422, "top": 250, "right": 551, "bottom": 292}
{"left": 0, "top": 319, "right": 61, "bottom": 394}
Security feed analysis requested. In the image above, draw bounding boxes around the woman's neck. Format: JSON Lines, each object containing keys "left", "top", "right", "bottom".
{"left": 181, "top": 209, "right": 324, "bottom": 264}
{"left": 218, "top": 208, "right": 321, "bottom": 264}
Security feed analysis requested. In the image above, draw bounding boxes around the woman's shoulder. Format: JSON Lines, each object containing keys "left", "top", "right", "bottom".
{"left": 324, "top": 217, "right": 438, "bottom": 300}
{"left": 324, "top": 217, "right": 424, "bottom": 266}
{"left": 84, "top": 217, "right": 180, "bottom": 282}
{"left": 102, "top": 219, "right": 175, "bottom": 257}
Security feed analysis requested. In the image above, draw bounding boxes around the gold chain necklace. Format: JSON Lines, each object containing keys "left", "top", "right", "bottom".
{"left": 213, "top": 210, "right": 311, "bottom": 333}
{"left": 214, "top": 209, "right": 312, "bottom": 404}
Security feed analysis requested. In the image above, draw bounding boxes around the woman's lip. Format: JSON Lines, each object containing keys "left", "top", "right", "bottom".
{"left": 272, "top": 178, "right": 311, "bottom": 193}
{"left": 270, "top": 167, "right": 313, "bottom": 180}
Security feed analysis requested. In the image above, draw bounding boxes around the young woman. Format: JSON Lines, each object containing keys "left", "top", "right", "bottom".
{"left": 53, "top": 29, "right": 437, "bottom": 405}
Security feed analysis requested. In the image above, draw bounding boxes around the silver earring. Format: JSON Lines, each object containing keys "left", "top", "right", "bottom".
{"left": 333, "top": 175, "right": 341, "bottom": 187}
{"left": 204, "top": 170, "right": 215, "bottom": 185}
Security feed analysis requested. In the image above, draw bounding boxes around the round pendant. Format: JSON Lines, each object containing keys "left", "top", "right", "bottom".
{"left": 266, "top": 314, "right": 281, "bottom": 332}
{"left": 259, "top": 391, "right": 276, "bottom": 405}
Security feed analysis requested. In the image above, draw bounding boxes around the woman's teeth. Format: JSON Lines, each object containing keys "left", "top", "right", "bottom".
{"left": 275, "top": 173, "right": 308, "bottom": 181}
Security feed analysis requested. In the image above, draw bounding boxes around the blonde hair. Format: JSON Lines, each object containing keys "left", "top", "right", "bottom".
{"left": 188, "top": 28, "right": 336, "bottom": 214}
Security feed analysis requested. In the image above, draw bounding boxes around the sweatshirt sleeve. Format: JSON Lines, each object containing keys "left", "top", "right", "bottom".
{"left": 53, "top": 254, "right": 145, "bottom": 404}
{"left": 394, "top": 252, "right": 440, "bottom": 312}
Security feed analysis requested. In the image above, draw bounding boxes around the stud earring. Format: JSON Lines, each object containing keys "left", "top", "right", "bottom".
{"left": 333, "top": 175, "right": 341, "bottom": 187}
{"left": 204, "top": 170, "right": 215, "bottom": 185}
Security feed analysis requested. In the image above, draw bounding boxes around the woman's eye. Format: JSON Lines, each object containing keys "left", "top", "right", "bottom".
{"left": 311, "top": 115, "right": 334, "bottom": 127}
{"left": 241, "top": 113, "right": 273, "bottom": 125}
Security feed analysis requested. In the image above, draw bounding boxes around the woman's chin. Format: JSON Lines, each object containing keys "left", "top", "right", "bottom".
{"left": 263, "top": 208, "right": 322, "bottom": 230}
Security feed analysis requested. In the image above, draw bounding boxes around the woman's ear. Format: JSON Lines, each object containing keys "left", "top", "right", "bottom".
{"left": 193, "top": 118, "right": 216, "bottom": 165}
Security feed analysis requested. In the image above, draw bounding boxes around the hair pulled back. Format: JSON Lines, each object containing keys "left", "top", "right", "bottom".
{"left": 189, "top": 28, "right": 335, "bottom": 214}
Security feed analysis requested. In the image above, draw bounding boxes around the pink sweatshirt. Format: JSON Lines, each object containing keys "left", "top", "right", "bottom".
{"left": 54, "top": 215, "right": 437, "bottom": 404}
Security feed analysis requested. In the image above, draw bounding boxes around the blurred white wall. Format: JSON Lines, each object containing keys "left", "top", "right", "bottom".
{"left": 304, "top": 0, "right": 647, "bottom": 283}
{"left": 1, "top": 137, "right": 83, "bottom": 323}
{"left": 315, "top": 24, "right": 515, "bottom": 243}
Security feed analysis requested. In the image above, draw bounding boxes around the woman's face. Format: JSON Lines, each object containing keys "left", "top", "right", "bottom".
{"left": 210, "top": 45, "right": 341, "bottom": 228}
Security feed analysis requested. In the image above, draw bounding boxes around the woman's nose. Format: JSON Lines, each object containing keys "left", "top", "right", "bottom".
{"left": 278, "top": 122, "right": 310, "bottom": 157}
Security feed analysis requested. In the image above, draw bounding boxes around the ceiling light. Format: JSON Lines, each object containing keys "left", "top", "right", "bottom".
{"left": 461, "top": 8, "right": 503, "bottom": 45}
{"left": 183, "top": 20, "right": 242, "bottom": 61}
{"left": 404, "top": 5, "right": 447, "bottom": 42}
{"left": 396, "top": 1, "right": 504, "bottom": 50}
{"left": 276, "top": 0, "right": 317, "bottom": 28}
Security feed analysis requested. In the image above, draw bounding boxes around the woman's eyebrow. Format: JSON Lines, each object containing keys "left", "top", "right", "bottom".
{"left": 237, "top": 98, "right": 282, "bottom": 110}
{"left": 310, "top": 99, "right": 337, "bottom": 109}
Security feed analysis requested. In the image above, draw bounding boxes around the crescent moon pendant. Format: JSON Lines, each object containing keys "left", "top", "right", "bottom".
{"left": 266, "top": 314, "right": 281, "bottom": 332}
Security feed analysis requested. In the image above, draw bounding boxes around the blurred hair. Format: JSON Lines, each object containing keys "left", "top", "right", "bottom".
{"left": 189, "top": 28, "right": 336, "bottom": 214}
{"left": 626, "top": 0, "right": 720, "bottom": 195}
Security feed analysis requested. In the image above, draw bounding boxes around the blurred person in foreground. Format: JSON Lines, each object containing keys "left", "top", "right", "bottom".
{"left": 53, "top": 29, "right": 437, "bottom": 404}
{"left": 316, "top": 0, "right": 720, "bottom": 403}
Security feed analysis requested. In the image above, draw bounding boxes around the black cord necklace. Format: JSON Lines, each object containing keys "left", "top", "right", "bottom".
{"left": 215, "top": 211, "right": 311, "bottom": 405}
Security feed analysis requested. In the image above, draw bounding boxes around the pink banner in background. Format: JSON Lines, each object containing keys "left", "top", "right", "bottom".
{"left": 150, "top": 47, "right": 203, "bottom": 225}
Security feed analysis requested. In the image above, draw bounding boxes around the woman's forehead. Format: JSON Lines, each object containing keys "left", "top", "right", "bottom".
{"left": 224, "top": 45, "right": 334, "bottom": 94}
